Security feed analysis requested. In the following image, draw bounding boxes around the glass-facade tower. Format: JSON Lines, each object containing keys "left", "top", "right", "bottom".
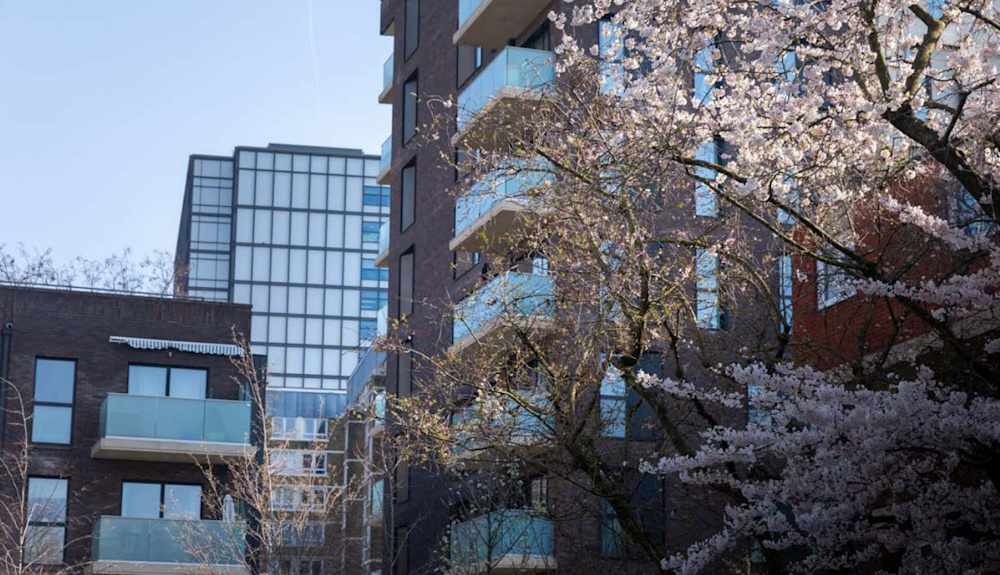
{"left": 176, "top": 143, "right": 390, "bottom": 417}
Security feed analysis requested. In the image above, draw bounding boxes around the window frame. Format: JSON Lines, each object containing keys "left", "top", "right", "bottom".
{"left": 25, "top": 476, "right": 69, "bottom": 566}
{"left": 120, "top": 480, "right": 204, "bottom": 520}
{"left": 403, "top": 0, "right": 419, "bottom": 60}
{"left": 695, "top": 248, "right": 723, "bottom": 329}
{"left": 30, "top": 358, "right": 76, "bottom": 446}
{"left": 127, "top": 364, "right": 209, "bottom": 398}
{"left": 816, "top": 259, "right": 855, "bottom": 310}
{"left": 402, "top": 73, "right": 418, "bottom": 145}
{"left": 400, "top": 161, "right": 416, "bottom": 231}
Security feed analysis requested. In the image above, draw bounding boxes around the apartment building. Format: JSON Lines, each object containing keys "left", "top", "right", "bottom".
{"left": 0, "top": 284, "right": 253, "bottom": 573}
{"left": 174, "top": 143, "right": 391, "bottom": 574}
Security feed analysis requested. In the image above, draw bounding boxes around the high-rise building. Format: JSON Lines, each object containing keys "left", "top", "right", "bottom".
{"left": 175, "top": 143, "right": 391, "bottom": 418}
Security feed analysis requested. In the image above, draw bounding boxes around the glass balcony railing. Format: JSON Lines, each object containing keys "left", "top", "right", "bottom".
{"left": 452, "top": 393, "right": 551, "bottom": 455}
{"left": 99, "top": 393, "right": 251, "bottom": 445}
{"left": 455, "top": 164, "right": 553, "bottom": 240}
{"left": 374, "top": 390, "right": 387, "bottom": 420}
{"left": 377, "top": 220, "right": 390, "bottom": 256}
{"left": 450, "top": 510, "right": 555, "bottom": 568}
{"left": 382, "top": 53, "right": 393, "bottom": 93}
{"left": 457, "top": 0, "right": 483, "bottom": 30}
{"left": 457, "top": 47, "right": 556, "bottom": 130}
{"left": 380, "top": 136, "right": 391, "bottom": 175}
{"left": 453, "top": 271, "right": 555, "bottom": 345}
{"left": 270, "top": 416, "right": 328, "bottom": 442}
{"left": 346, "top": 347, "right": 387, "bottom": 408}
{"left": 92, "top": 516, "right": 244, "bottom": 566}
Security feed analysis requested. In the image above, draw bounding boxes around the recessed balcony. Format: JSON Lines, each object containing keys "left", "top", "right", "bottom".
{"left": 89, "top": 516, "right": 245, "bottom": 575}
{"left": 91, "top": 394, "right": 254, "bottom": 464}
{"left": 449, "top": 510, "right": 556, "bottom": 574}
{"left": 455, "top": 0, "right": 552, "bottom": 48}
{"left": 452, "top": 393, "right": 552, "bottom": 461}
{"left": 453, "top": 47, "right": 555, "bottom": 149}
{"left": 374, "top": 220, "right": 390, "bottom": 268}
{"left": 452, "top": 271, "right": 555, "bottom": 353}
{"left": 379, "top": 52, "right": 393, "bottom": 104}
{"left": 451, "top": 164, "right": 553, "bottom": 253}
{"left": 376, "top": 135, "right": 391, "bottom": 185}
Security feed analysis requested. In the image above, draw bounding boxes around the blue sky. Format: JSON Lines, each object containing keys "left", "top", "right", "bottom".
{"left": 0, "top": 0, "right": 391, "bottom": 263}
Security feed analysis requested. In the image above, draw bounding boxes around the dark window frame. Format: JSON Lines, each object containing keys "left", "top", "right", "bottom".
{"left": 127, "top": 364, "right": 209, "bottom": 398}
{"left": 402, "top": 73, "right": 419, "bottom": 145}
{"left": 400, "top": 161, "right": 416, "bottom": 232}
{"left": 24, "top": 475, "right": 69, "bottom": 566}
{"left": 30, "top": 358, "right": 76, "bottom": 446}
{"left": 120, "top": 480, "right": 204, "bottom": 520}
{"left": 404, "top": 0, "right": 419, "bottom": 60}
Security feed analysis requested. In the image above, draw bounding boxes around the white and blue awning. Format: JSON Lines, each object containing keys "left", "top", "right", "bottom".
{"left": 109, "top": 336, "right": 244, "bottom": 357}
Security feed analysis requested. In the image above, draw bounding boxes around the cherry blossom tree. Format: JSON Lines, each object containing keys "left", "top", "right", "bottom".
{"left": 388, "top": 0, "right": 1000, "bottom": 572}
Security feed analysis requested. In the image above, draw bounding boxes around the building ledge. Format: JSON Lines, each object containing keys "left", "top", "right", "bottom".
{"left": 91, "top": 437, "right": 256, "bottom": 464}
{"left": 88, "top": 561, "right": 245, "bottom": 575}
{"left": 449, "top": 555, "right": 557, "bottom": 574}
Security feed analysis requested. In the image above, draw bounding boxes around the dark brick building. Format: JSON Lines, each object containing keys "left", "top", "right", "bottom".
{"left": 0, "top": 285, "right": 253, "bottom": 573}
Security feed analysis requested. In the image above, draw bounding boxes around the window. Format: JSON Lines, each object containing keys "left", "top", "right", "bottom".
{"left": 695, "top": 248, "right": 722, "bottom": 329}
{"left": 271, "top": 417, "right": 329, "bottom": 441}
{"left": 360, "top": 319, "right": 378, "bottom": 343}
{"left": 362, "top": 221, "right": 382, "bottom": 243}
{"left": 128, "top": 365, "right": 207, "bottom": 398}
{"left": 271, "top": 485, "right": 332, "bottom": 512}
{"left": 402, "top": 74, "right": 418, "bottom": 144}
{"left": 747, "top": 384, "right": 772, "bottom": 427}
{"left": 601, "top": 499, "right": 628, "bottom": 558}
{"left": 371, "top": 478, "right": 385, "bottom": 520}
{"left": 693, "top": 44, "right": 714, "bottom": 104}
{"left": 777, "top": 173, "right": 798, "bottom": 225}
{"left": 452, "top": 251, "right": 480, "bottom": 279}
{"left": 121, "top": 482, "right": 201, "bottom": 519}
{"left": 600, "top": 365, "right": 626, "bottom": 438}
{"left": 601, "top": 477, "right": 664, "bottom": 559}
{"left": 362, "top": 289, "right": 388, "bottom": 311}
{"left": 363, "top": 185, "right": 390, "bottom": 207}
{"left": 397, "top": 342, "right": 412, "bottom": 398}
{"left": 394, "top": 526, "right": 410, "bottom": 575}
{"left": 952, "top": 186, "right": 997, "bottom": 237}
{"left": 523, "top": 21, "right": 550, "bottom": 51}
{"left": 25, "top": 477, "right": 67, "bottom": 565}
{"left": 404, "top": 0, "right": 419, "bottom": 60}
{"left": 599, "top": 19, "right": 625, "bottom": 95}
{"left": 279, "top": 522, "right": 326, "bottom": 546}
{"left": 31, "top": 359, "right": 75, "bottom": 445}
{"left": 401, "top": 162, "right": 416, "bottom": 230}
{"left": 399, "top": 250, "right": 414, "bottom": 317}
{"left": 272, "top": 449, "right": 329, "bottom": 477}
{"left": 779, "top": 255, "right": 793, "bottom": 330}
{"left": 363, "top": 258, "right": 388, "bottom": 282}
{"left": 816, "top": 260, "right": 855, "bottom": 309}
{"left": 457, "top": 45, "right": 482, "bottom": 88}
{"left": 695, "top": 140, "right": 720, "bottom": 217}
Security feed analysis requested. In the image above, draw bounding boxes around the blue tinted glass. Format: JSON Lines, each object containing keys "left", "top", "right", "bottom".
{"left": 32, "top": 406, "right": 72, "bottom": 444}
{"left": 34, "top": 359, "right": 75, "bottom": 403}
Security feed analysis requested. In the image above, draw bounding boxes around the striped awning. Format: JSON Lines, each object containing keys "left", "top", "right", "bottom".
{"left": 109, "top": 336, "right": 244, "bottom": 357}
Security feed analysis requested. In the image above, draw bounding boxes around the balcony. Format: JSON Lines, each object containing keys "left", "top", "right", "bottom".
{"left": 376, "top": 135, "right": 391, "bottom": 185}
{"left": 270, "top": 416, "right": 329, "bottom": 442}
{"left": 89, "top": 516, "right": 245, "bottom": 575}
{"left": 451, "top": 164, "right": 554, "bottom": 253}
{"left": 452, "top": 393, "right": 552, "bottom": 461}
{"left": 452, "top": 271, "right": 555, "bottom": 352}
{"left": 449, "top": 510, "right": 556, "bottom": 574}
{"left": 379, "top": 52, "right": 393, "bottom": 104}
{"left": 374, "top": 220, "right": 391, "bottom": 268}
{"left": 455, "top": 0, "right": 552, "bottom": 48}
{"left": 92, "top": 394, "right": 253, "bottom": 464}
{"left": 454, "top": 47, "right": 555, "bottom": 149}
{"left": 347, "top": 347, "right": 387, "bottom": 410}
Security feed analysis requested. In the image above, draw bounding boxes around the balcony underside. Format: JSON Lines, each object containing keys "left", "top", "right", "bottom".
{"left": 91, "top": 437, "right": 255, "bottom": 464}
{"left": 450, "top": 315, "right": 554, "bottom": 355}
{"left": 453, "top": 87, "right": 552, "bottom": 151}
{"left": 374, "top": 248, "right": 390, "bottom": 268}
{"left": 378, "top": 83, "right": 392, "bottom": 105}
{"left": 375, "top": 164, "right": 391, "bottom": 185}
{"left": 455, "top": 437, "right": 551, "bottom": 464}
{"left": 89, "top": 561, "right": 246, "bottom": 575}
{"left": 450, "top": 555, "right": 557, "bottom": 574}
{"left": 451, "top": 200, "right": 534, "bottom": 253}
{"left": 454, "top": 0, "right": 551, "bottom": 48}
